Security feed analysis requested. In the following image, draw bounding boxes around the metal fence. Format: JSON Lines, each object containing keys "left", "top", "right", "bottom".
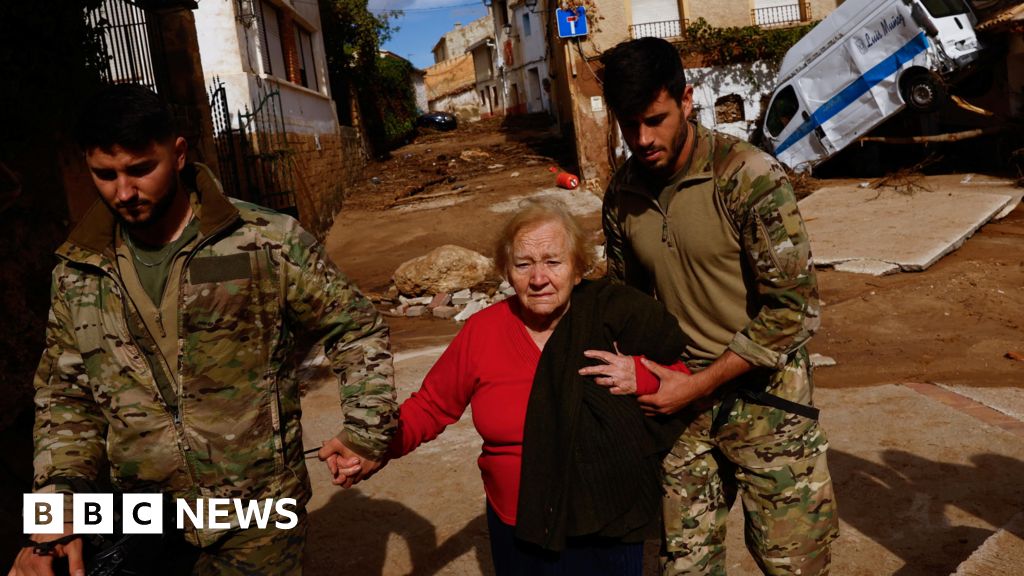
{"left": 752, "top": 3, "right": 809, "bottom": 28}
{"left": 629, "top": 19, "right": 689, "bottom": 40}
{"left": 208, "top": 77, "right": 296, "bottom": 212}
{"left": 239, "top": 81, "right": 296, "bottom": 212}
{"left": 85, "top": 0, "right": 160, "bottom": 91}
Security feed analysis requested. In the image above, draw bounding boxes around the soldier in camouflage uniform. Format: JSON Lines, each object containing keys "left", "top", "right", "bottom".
{"left": 592, "top": 38, "right": 839, "bottom": 575}
{"left": 12, "top": 84, "right": 396, "bottom": 576}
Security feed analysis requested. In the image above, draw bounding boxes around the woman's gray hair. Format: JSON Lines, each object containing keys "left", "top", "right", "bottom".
{"left": 494, "top": 197, "right": 593, "bottom": 279}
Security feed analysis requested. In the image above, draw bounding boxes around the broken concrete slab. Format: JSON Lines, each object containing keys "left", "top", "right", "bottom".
{"left": 952, "top": 512, "right": 1024, "bottom": 576}
{"left": 953, "top": 175, "right": 1022, "bottom": 220}
{"left": 810, "top": 353, "right": 837, "bottom": 367}
{"left": 935, "top": 383, "right": 1024, "bottom": 422}
{"left": 431, "top": 305, "right": 459, "bottom": 319}
{"left": 799, "top": 183, "right": 1015, "bottom": 273}
{"left": 453, "top": 300, "right": 485, "bottom": 322}
{"left": 832, "top": 259, "right": 900, "bottom": 276}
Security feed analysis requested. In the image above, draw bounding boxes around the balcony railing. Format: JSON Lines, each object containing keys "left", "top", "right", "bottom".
{"left": 629, "top": 19, "right": 688, "bottom": 40}
{"left": 752, "top": 3, "right": 810, "bottom": 28}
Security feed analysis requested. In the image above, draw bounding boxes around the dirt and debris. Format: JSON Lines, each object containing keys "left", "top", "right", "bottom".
{"left": 343, "top": 115, "right": 577, "bottom": 212}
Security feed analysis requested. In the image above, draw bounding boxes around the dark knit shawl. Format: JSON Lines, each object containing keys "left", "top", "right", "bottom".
{"left": 515, "top": 278, "right": 687, "bottom": 551}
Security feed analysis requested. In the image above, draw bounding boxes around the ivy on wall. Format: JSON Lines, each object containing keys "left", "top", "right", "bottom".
{"left": 679, "top": 18, "right": 818, "bottom": 68}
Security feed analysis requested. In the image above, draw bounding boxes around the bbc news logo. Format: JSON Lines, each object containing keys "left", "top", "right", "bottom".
{"left": 23, "top": 494, "right": 299, "bottom": 534}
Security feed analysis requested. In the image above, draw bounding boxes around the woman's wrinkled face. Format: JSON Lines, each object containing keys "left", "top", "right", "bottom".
{"left": 508, "top": 220, "right": 582, "bottom": 323}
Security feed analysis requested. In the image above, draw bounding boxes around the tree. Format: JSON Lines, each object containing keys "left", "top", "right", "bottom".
{"left": 318, "top": 0, "right": 407, "bottom": 156}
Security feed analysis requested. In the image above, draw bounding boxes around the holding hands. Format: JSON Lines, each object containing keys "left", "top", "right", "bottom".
{"left": 317, "top": 437, "right": 383, "bottom": 489}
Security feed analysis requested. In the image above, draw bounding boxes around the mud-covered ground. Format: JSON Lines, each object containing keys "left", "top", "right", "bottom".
{"left": 308, "top": 116, "right": 1024, "bottom": 575}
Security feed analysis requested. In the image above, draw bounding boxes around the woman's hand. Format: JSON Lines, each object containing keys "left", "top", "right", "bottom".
{"left": 579, "top": 343, "right": 638, "bottom": 395}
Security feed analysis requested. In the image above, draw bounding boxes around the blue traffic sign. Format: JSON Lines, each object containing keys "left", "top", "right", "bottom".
{"left": 556, "top": 7, "right": 588, "bottom": 39}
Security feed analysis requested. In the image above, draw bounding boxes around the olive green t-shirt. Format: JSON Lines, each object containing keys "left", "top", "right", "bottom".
{"left": 124, "top": 218, "right": 200, "bottom": 305}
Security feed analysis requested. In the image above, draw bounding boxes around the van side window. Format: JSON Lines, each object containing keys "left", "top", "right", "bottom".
{"left": 766, "top": 85, "right": 799, "bottom": 138}
{"left": 920, "top": 0, "right": 969, "bottom": 18}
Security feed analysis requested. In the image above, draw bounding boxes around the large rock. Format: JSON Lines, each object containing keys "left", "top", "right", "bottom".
{"left": 393, "top": 245, "right": 495, "bottom": 296}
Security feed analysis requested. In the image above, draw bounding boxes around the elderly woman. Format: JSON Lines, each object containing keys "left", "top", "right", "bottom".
{"left": 325, "top": 199, "right": 688, "bottom": 575}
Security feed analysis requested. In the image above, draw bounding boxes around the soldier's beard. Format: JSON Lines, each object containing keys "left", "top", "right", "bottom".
{"left": 638, "top": 121, "right": 689, "bottom": 180}
{"left": 114, "top": 181, "right": 181, "bottom": 236}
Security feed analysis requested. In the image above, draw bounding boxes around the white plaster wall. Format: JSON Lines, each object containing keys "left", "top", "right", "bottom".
{"left": 272, "top": 79, "right": 340, "bottom": 135}
{"left": 430, "top": 89, "right": 482, "bottom": 122}
{"left": 754, "top": 0, "right": 797, "bottom": 8}
{"left": 518, "top": 7, "right": 546, "bottom": 64}
{"left": 687, "top": 60, "right": 778, "bottom": 140}
{"left": 522, "top": 63, "right": 550, "bottom": 113}
{"left": 632, "top": 0, "right": 681, "bottom": 26}
{"left": 195, "top": 0, "right": 248, "bottom": 77}
{"left": 414, "top": 75, "right": 429, "bottom": 113}
{"left": 511, "top": 4, "right": 550, "bottom": 113}
{"left": 198, "top": 0, "right": 337, "bottom": 134}
{"left": 472, "top": 45, "right": 496, "bottom": 83}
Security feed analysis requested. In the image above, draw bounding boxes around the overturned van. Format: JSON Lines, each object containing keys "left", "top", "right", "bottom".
{"left": 763, "top": 0, "right": 984, "bottom": 172}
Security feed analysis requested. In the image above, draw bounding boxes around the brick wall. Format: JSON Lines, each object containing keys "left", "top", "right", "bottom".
{"left": 286, "top": 127, "right": 365, "bottom": 239}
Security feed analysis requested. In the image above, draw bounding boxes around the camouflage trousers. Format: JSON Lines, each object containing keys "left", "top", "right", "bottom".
{"left": 190, "top": 513, "right": 307, "bottom": 576}
{"left": 661, "top": 356, "right": 838, "bottom": 576}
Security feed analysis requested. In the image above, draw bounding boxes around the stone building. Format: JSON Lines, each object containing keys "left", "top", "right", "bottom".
{"left": 476, "top": 0, "right": 554, "bottom": 117}
{"left": 432, "top": 15, "right": 494, "bottom": 63}
{"left": 426, "top": 54, "right": 482, "bottom": 121}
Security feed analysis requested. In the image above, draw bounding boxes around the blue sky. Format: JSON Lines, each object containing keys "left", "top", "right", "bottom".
{"left": 369, "top": 0, "right": 488, "bottom": 69}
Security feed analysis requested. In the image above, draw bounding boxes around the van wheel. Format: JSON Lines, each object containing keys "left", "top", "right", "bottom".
{"left": 901, "top": 73, "right": 946, "bottom": 113}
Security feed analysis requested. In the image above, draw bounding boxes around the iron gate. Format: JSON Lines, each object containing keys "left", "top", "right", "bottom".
{"left": 85, "top": 0, "right": 161, "bottom": 91}
{"left": 208, "top": 77, "right": 296, "bottom": 212}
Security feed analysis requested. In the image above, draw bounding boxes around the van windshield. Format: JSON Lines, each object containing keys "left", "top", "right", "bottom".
{"left": 766, "top": 86, "right": 799, "bottom": 138}
{"left": 920, "top": 0, "right": 969, "bottom": 18}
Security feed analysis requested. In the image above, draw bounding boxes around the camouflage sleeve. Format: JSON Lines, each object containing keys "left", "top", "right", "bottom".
{"left": 32, "top": 271, "right": 108, "bottom": 493}
{"left": 728, "top": 156, "right": 820, "bottom": 370}
{"left": 282, "top": 225, "right": 397, "bottom": 460}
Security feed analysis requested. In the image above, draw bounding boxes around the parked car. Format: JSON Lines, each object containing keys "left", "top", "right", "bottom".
{"left": 416, "top": 111, "right": 458, "bottom": 131}
{"left": 762, "top": 0, "right": 985, "bottom": 172}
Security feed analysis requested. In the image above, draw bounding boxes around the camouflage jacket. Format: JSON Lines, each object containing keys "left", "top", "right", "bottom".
{"left": 33, "top": 163, "right": 396, "bottom": 546}
{"left": 603, "top": 122, "right": 819, "bottom": 372}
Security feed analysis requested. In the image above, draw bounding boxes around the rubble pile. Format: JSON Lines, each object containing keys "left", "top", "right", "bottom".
{"left": 393, "top": 244, "right": 494, "bottom": 296}
{"left": 381, "top": 283, "right": 517, "bottom": 322}
{"left": 380, "top": 243, "right": 514, "bottom": 322}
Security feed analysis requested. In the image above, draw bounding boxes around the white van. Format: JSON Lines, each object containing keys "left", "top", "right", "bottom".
{"left": 762, "top": 0, "right": 984, "bottom": 172}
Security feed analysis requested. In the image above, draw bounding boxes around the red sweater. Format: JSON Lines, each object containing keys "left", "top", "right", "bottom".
{"left": 387, "top": 300, "right": 684, "bottom": 525}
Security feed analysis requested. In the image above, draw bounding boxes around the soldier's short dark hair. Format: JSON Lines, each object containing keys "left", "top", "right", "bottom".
{"left": 600, "top": 37, "right": 687, "bottom": 118}
{"left": 75, "top": 83, "right": 178, "bottom": 153}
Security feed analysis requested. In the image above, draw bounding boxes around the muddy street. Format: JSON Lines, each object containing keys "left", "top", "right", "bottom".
{"left": 302, "top": 117, "right": 1024, "bottom": 575}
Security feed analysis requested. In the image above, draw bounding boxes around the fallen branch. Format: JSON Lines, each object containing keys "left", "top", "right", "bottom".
{"left": 858, "top": 126, "right": 1005, "bottom": 145}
